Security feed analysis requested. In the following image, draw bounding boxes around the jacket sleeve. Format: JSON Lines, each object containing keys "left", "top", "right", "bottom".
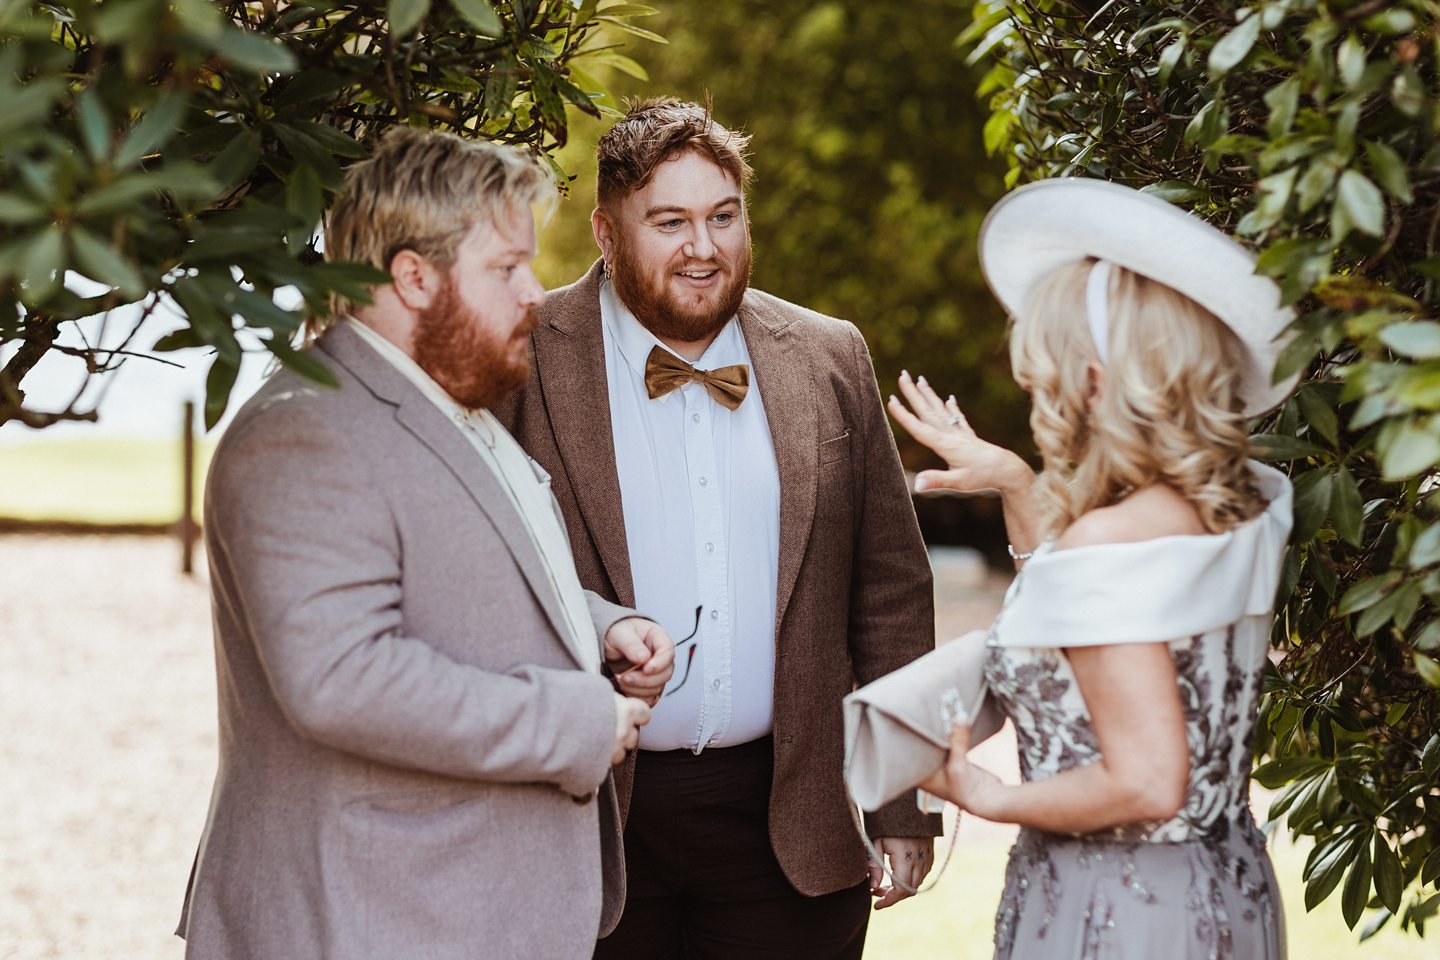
{"left": 842, "top": 324, "right": 945, "bottom": 839}
{"left": 206, "top": 404, "right": 618, "bottom": 799}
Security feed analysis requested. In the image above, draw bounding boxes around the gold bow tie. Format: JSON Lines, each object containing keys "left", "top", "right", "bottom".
{"left": 643, "top": 345, "right": 750, "bottom": 410}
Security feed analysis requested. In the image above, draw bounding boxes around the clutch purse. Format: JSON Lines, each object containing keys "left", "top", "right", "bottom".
{"left": 843, "top": 628, "right": 1004, "bottom": 812}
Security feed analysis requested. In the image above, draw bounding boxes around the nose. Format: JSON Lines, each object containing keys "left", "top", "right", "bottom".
{"left": 517, "top": 265, "right": 545, "bottom": 307}
{"left": 685, "top": 224, "right": 716, "bottom": 261}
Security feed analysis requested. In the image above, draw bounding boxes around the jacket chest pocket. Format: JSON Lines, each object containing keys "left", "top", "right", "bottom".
{"left": 815, "top": 431, "right": 854, "bottom": 527}
{"left": 818, "top": 431, "right": 851, "bottom": 465}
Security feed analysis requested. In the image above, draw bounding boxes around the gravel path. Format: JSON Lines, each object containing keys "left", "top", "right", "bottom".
{"left": 0, "top": 535, "right": 1009, "bottom": 960}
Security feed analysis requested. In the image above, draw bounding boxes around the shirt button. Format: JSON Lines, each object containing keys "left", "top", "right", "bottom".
{"left": 710, "top": 609, "right": 719, "bottom": 620}
{"left": 705, "top": 542, "right": 714, "bottom": 552}
{"left": 692, "top": 413, "right": 701, "bottom": 423}
{"left": 712, "top": 678, "right": 722, "bottom": 689}
{"left": 698, "top": 476, "right": 708, "bottom": 486}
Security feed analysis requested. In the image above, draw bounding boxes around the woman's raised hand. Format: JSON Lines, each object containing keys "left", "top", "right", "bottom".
{"left": 886, "top": 371, "right": 1031, "bottom": 496}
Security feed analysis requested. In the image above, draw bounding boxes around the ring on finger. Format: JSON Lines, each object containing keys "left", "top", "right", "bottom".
{"left": 945, "top": 415, "right": 962, "bottom": 426}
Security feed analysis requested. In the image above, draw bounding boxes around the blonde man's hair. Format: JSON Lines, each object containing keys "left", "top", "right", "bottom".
{"left": 1010, "top": 259, "right": 1264, "bottom": 537}
{"left": 316, "top": 127, "right": 552, "bottom": 334}
{"left": 595, "top": 97, "right": 753, "bottom": 209}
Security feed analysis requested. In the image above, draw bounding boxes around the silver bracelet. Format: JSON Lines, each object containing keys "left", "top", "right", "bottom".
{"left": 1007, "top": 543, "right": 1035, "bottom": 562}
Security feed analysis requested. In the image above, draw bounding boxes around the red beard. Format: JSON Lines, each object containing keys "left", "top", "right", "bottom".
{"left": 609, "top": 227, "right": 752, "bottom": 343}
{"left": 411, "top": 277, "right": 537, "bottom": 410}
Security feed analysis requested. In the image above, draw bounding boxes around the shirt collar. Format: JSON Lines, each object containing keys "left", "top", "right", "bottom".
{"left": 598, "top": 278, "right": 748, "bottom": 404}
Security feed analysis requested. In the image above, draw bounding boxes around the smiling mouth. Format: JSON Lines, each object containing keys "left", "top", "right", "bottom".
{"left": 676, "top": 269, "right": 719, "bottom": 281}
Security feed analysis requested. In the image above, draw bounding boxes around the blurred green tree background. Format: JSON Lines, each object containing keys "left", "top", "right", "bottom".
{"left": 536, "top": 0, "right": 1030, "bottom": 494}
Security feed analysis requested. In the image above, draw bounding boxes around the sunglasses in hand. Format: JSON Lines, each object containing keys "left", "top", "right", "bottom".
{"left": 616, "top": 605, "right": 701, "bottom": 701}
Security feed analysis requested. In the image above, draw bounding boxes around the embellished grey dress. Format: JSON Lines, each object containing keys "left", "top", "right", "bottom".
{"left": 980, "top": 462, "right": 1291, "bottom": 960}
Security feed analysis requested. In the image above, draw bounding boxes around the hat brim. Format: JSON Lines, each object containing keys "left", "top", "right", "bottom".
{"left": 978, "top": 178, "right": 1298, "bottom": 417}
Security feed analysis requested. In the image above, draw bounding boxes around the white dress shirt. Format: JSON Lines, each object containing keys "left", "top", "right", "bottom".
{"left": 346, "top": 319, "right": 600, "bottom": 671}
{"left": 599, "top": 280, "right": 781, "bottom": 752}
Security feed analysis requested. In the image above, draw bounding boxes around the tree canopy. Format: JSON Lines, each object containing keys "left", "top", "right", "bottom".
{"left": 969, "top": 0, "right": 1439, "bottom": 938}
{"left": 0, "top": 0, "right": 656, "bottom": 430}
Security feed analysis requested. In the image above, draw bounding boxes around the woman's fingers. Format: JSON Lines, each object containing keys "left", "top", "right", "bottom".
{"left": 899, "top": 370, "right": 947, "bottom": 420}
{"left": 949, "top": 720, "right": 972, "bottom": 757}
{"left": 886, "top": 394, "right": 937, "bottom": 443}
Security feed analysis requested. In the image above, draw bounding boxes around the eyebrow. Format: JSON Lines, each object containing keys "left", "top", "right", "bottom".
{"left": 644, "top": 196, "right": 743, "bottom": 219}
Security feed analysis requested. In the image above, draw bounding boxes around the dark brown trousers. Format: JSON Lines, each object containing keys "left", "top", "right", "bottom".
{"left": 593, "top": 736, "right": 870, "bottom": 960}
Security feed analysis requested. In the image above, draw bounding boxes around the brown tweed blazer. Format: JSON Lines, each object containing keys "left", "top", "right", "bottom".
{"left": 178, "top": 323, "right": 633, "bottom": 959}
{"left": 498, "top": 262, "right": 941, "bottom": 898}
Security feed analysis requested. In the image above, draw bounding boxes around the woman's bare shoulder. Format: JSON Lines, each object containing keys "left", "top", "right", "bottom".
{"left": 1056, "top": 484, "right": 1206, "bottom": 551}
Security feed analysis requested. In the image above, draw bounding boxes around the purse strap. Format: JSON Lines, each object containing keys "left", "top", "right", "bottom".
{"left": 847, "top": 794, "right": 960, "bottom": 896}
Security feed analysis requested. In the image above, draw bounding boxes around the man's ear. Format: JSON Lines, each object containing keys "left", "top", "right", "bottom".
{"left": 592, "top": 208, "right": 614, "bottom": 265}
{"left": 388, "top": 249, "right": 441, "bottom": 311}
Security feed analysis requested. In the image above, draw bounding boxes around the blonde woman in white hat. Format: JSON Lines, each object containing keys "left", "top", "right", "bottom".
{"left": 888, "top": 178, "right": 1297, "bottom": 959}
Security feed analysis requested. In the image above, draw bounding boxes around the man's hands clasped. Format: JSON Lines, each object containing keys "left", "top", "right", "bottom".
{"left": 603, "top": 617, "right": 676, "bottom": 764}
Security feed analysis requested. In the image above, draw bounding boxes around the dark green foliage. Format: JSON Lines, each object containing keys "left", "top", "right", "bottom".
{"left": 0, "top": 0, "right": 655, "bottom": 429}
{"left": 968, "top": 0, "right": 1440, "bottom": 937}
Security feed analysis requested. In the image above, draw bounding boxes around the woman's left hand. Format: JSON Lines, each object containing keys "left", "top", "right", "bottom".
{"left": 918, "top": 720, "right": 1002, "bottom": 816}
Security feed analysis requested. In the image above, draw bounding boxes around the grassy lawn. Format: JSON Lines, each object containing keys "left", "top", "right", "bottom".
{"left": 864, "top": 827, "right": 1434, "bottom": 959}
{"left": 0, "top": 436, "right": 214, "bottom": 525}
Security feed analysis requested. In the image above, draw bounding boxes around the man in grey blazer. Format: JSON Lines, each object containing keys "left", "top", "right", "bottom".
{"left": 501, "top": 99, "right": 940, "bottom": 959}
{"left": 177, "top": 128, "right": 673, "bottom": 960}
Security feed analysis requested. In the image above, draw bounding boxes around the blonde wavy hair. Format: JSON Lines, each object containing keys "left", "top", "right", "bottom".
{"left": 1010, "top": 259, "right": 1264, "bottom": 536}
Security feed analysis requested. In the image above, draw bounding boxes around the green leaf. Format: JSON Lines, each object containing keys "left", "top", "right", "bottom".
{"left": 1379, "top": 321, "right": 1440, "bottom": 359}
{"left": 70, "top": 226, "right": 145, "bottom": 299}
{"left": 114, "top": 92, "right": 189, "bottom": 169}
{"left": 1378, "top": 416, "right": 1440, "bottom": 479}
{"left": 20, "top": 224, "right": 65, "bottom": 306}
{"left": 585, "top": 51, "right": 649, "bottom": 82}
{"left": 1410, "top": 523, "right": 1440, "bottom": 569}
{"left": 204, "top": 354, "right": 240, "bottom": 431}
{"left": 209, "top": 22, "right": 298, "bottom": 74}
{"left": 451, "top": 0, "right": 502, "bottom": 36}
{"left": 1416, "top": 619, "right": 1440, "bottom": 651}
{"left": 1340, "top": 840, "right": 1373, "bottom": 929}
{"left": 390, "top": 0, "right": 431, "bottom": 34}
{"left": 0, "top": 193, "right": 48, "bottom": 225}
{"left": 1305, "top": 835, "right": 1357, "bottom": 910}
{"left": 1424, "top": 734, "right": 1440, "bottom": 777}
{"left": 75, "top": 88, "right": 110, "bottom": 162}
{"left": 151, "top": 327, "right": 204, "bottom": 352}
{"left": 1297, "top": 387, "right": 1339, "bottom": 446}
{"left": 1336, "top": 34, "right": 1365, "bottom": 89}
{"left": 1337, "top": 170, "right": 1385, "bottom": 238}
{"left": 1331, "top": 466, "right": 1363, "bottom": 547}
{"left": 1264, "top": 76, "right": 1300, "bottom": 139}
{"left": 1421, "top": 845, "right": 1440, "bottom": 886}
{"left": 1362, "top": 9, "right": 1417, "bottom": 35}
{"left": 264, "top": 335, "right": 340, "bottom": 389}
{"left": 1363, "top": 141, "right": 1413, "bottom": 204}
{"left": 1337, "top": 572, "right": 1401, "bottom": 616}
{"left": 1250, "top": 433, "right": 1324, "bottom": 461}
{"left": 1139, "top": 180, "right": 1208, "bottom": 203}
{"left": 1252, "top": 755, "right": 1329, "bottom": 789}
{"left": 1208, "top": 12, "right": 1260, "bottom": 79}
{"left": 1416, "top": 652, "right": 1440, "bottom": 688}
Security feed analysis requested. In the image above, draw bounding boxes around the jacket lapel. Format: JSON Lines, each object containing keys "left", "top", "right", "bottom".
{"left": 535, "top": 262, "right": 637, "bottom": 607}
{"left": 738, "top": 293, "right": 817, "bottom": 640}
{"left": 320, "top": 323, "right": 592, "bottom": 671}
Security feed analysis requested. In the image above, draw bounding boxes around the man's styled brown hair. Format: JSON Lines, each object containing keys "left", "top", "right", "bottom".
{"left": 317, "top": 126, "right": 551, "bottom": 334}
{"left": 595, "top": 97, "right": 754, "bottom": 209}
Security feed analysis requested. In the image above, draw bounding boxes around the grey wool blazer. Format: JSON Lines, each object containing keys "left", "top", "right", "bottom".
{"left": 498, "top": 262, "right": 942, "bottom": 899}
{"left": 177, "top": 322, "right": 633, "bottom": 960}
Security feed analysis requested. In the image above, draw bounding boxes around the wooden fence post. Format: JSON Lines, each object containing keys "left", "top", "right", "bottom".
{"left": 181, "top": 400, "right": 196, "bottom": 575}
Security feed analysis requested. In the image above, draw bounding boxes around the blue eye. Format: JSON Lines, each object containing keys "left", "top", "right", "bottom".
{"left": 712, "top": 213, "right": 734, "bottom": 225}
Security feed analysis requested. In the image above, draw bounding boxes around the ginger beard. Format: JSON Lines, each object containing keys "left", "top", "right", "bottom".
{"left": 412, "top": 274, "right": 538, "bottom": 410}
{"left": 608, "top": 222, "right": 752, "bottom": 343}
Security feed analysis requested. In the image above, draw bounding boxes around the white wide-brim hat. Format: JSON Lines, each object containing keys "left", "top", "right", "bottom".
{"left": 978, "top": 178, "right": 1298, "bottom": 416}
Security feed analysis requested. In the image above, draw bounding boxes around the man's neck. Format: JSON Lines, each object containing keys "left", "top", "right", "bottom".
{"left": 654, "top": 330, "right": 721, "bottom": 363}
